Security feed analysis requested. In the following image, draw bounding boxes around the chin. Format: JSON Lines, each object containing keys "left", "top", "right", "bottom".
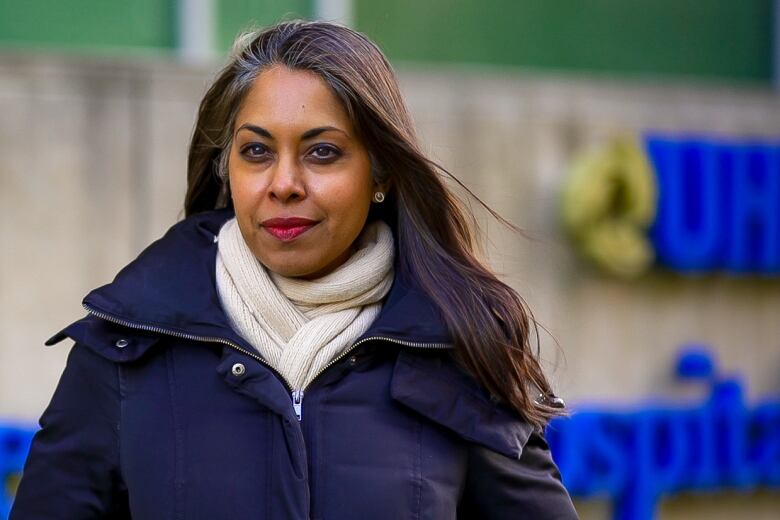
{"left": 260, "top": 250, "right": 342, "bottom": 279}
{"left": 275, "top": 267, "right": 310, "bottom": 278}
{"left": 261, "top": 257, "right": 316, "bottom": 278}
{"left": 262, "top": 263, "right": 303, "bottom": 278}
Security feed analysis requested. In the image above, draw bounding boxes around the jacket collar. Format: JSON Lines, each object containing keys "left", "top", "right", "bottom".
{"left": 52, "top": 208, "right": 452, "bottom": 347}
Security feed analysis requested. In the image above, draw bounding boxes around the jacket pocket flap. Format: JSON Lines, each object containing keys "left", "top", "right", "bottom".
{"left": 390, "top": 350, "right": 533, "bottom": 460}
{"left": 45, "top": 315, "right": 161, "bottom": 363}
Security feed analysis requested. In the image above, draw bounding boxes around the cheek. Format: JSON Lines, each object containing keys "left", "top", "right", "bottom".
{"left": 229, "top": 188, "right": 256, "bottom": 232}
{"left": 228, "top": 171, "right": 263, "bottom": 215}
{"left": 321, "top": 182, "right": 372, "bottom": 227}
{"left": 230, "top": 180, "right": 256, "bottom": 211}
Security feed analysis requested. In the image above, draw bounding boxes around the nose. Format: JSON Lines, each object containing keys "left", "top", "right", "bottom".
{"left": 267, "top": 152, "right": 305, "bottom": 203}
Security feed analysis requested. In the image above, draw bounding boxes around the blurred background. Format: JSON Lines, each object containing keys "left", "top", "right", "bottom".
{"left": 1, "top": 1, "right": 779, "bottom": 519}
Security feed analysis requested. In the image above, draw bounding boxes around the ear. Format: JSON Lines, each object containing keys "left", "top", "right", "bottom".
{"left": 369, "top": 151, "right": 391, "bottom": 191}
{"left": 373, "top": 178, "right": 392, "bottom": 195}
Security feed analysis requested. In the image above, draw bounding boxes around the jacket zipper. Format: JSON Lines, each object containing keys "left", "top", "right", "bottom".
{"left": 82, "top": 303, "right": 452, "bottom": 421}
{"left": 292, "top": 335, "right": 451, "bottom": 420}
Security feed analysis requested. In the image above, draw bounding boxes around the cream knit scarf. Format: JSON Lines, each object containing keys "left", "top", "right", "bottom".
{"left": 215, "top": 217, "right": 394, "bottom": 391}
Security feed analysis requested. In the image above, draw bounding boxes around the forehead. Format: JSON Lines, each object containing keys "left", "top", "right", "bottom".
{"left": 235, "top": 65, "right": 351, "bottom": 130}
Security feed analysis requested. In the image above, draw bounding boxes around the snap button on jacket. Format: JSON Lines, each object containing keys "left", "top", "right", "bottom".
{"left": 11, "top": 208, "right": 578, "bottom": 519}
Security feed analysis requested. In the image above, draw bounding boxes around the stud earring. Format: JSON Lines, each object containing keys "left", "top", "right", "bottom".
{"left": 372, "top": 191, "right": 385, "bottom": 203}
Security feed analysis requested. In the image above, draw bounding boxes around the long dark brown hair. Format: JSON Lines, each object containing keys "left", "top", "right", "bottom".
{"left": 185, "top": 19, "right": 564, "bottom": 429}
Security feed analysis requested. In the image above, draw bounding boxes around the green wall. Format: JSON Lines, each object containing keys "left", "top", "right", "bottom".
{"left": 0, "top": 0, "right": 310, "bottom": 54}
{"left": 217, "top": 0, "right": 309, "bottom": 51}
{"left": 0, "top": 0, "right": 773, "bottom": 83}
{"left": 0, "top": 0, "right": 177, "bottom": 53}
{"left": 355, "top": 0, "right": 773, "bottom": 82}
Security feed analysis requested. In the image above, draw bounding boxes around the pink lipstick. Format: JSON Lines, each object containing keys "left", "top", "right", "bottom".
{"left": 260, "top": 217, "right": 318, "bottom": 242}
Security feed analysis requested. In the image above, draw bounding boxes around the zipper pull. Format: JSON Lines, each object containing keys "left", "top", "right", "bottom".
{"left": 291, "top": 389, "right": 304, "bottom": 421}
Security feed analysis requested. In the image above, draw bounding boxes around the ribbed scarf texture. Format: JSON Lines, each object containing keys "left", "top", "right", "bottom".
{"left": 216, "top": 218, "right": 395, "bottom": 390}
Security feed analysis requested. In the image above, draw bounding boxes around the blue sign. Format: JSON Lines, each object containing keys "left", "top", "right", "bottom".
{"left": 546, "top": 346, "right": 780, "bottom": 520}
{"left": 646, "top": 135, "right": 780, "bottom": 273}
{"left": 0, "top": 426, "right": 34, "bottom": 518}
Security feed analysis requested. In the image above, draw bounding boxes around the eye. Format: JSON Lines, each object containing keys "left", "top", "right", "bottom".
{"left": 240, "top": 143, "right": 270, "bottom": 161}
{"left": 309, "top": 144, "right": 341, "bottom": 162}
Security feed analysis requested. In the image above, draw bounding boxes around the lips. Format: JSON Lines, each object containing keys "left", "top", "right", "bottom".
{"left": 260, "top": 217, "right": 318, "bottom": 242}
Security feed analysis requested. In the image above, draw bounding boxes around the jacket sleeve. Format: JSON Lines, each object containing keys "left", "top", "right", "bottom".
{"left": 10, "top": 343, "right": 130, "bottom": 519}
{"left": 458, "top": 430, "right": 579, "bottom": 519}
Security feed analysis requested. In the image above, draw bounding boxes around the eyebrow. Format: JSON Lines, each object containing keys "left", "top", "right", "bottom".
{"left": 235, "top": 124, "right": 348, "bottom": 140}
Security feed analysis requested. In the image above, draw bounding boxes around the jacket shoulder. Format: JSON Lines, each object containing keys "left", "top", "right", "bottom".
{"left": 44, "top": 207, "right": 237, "bottom": 356}
{"left": 45, "top": 314, "right": 163, "bottom": 363}
{"left": 390, "top": 349, "right": 534, "bottom": 460}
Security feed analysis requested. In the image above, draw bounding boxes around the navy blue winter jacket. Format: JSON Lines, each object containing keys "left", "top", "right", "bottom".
{"left": 10, "top": 208, "right": 578, "bottom": 519}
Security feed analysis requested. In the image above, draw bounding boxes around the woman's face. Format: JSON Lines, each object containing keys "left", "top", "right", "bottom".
{"left": 228, "top": 65, "right": 380, "bottom": 279}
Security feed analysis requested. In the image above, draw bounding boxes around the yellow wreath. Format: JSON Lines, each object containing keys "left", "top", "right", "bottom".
{"left": 560, "top": 137, "right": 658, "bottom": 278}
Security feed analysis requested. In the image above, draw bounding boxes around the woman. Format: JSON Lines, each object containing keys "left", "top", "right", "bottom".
{"left": 11, "top": 20, "right": 577, "bottom": 519}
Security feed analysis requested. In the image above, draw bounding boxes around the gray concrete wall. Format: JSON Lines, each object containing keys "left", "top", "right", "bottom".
{"left": 398, "top": 67, "right": 780, "bottom": 401}
{"left": 1, "top": 51, "right": 779, "bottom": 518}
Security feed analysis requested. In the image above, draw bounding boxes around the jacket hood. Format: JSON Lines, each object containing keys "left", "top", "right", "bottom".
{"left": 47, "top": 208, "right": 452, "bottom": 348}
